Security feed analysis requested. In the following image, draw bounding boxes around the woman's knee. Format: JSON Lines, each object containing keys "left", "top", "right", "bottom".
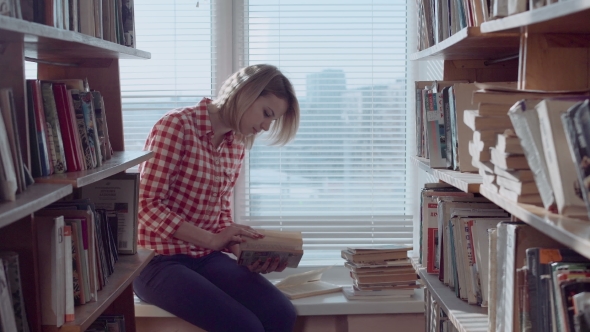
{"left": 265, "top": 295, "right": 297, "bottom": 331}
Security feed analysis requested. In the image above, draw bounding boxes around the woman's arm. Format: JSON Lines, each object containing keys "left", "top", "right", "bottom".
{"left": 173, "top": 221, "right": 264, "bottom": 251}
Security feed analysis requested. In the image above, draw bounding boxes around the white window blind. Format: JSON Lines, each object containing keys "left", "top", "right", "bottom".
{"left": 120, "top": 0, "right": 413, "bottom": 266}
{"left": 234, "top": 1, "right": 412, "bottom": 265}
{"left": 120, "top": 0, "right": 213, "bottom": 150}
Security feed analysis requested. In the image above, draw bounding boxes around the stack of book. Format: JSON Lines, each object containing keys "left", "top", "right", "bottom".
{"left": 341, "top": 245, "right": 419, "bottom": 300}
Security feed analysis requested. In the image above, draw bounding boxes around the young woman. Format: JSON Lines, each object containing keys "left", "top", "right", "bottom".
{"left": 133, "top": 64, "right": 300, "bottom": 332}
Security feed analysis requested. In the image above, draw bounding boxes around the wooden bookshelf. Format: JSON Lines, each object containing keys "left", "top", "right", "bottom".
{"left": 409, "top": 27, "right": 519, "bottom": 61}
{"left": 418, "top": 268, "right": 488, "bottom": 332}
{"left": 0, "top": 10, "right": 154, "bottom": 332}
{"left": 0, "top": 183, "right": 72, "bottom": 228}
{"left": 34, "top": 151, "right": 154, "bottom": 188}
{"left": 411, "top": 156, "right": 482, "bottom": 193}
{"left": 52, "top": 249, "right": 155, "bottom": 332}
{"left": 480, "top": 0, "right": 590, "bottom": 34}
{"left": 479, "top": 185, "right": 590, "bottom": 260}
{"left": 0, "top": 16, "right": 151, "bottom": 63}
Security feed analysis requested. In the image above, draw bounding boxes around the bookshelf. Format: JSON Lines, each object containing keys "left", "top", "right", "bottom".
{"left": 0, "top": 13, "right": 153, "bottom": 332}
{"left": 411, "top": 156, "right": 482, "bottom": 193}
{"left": 418, "top": 268, "right": 488, "bottom": 332}
{"left": 409, "top": 27, "right": 519, "bottom": 61}
{"left": 411, "top": 2, "right": 590, "bottom": 331}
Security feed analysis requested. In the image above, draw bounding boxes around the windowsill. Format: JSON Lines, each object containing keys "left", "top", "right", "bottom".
{"left": 134, "top": 265, "right": 425, "bottom": 317}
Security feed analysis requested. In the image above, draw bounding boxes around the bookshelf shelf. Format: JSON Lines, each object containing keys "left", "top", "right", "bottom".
{"left": 55, "top": 249, "right": 155, "bottom": 332}
{"left": 34, "top": 151, "right": 154, "bottom": 188}
{"left": 0, "top": 183, "right": 72, "bottom": 229}
{"left": 411, "top": 157, "right": 482, "bottom": 193}
{"left": 480, "top": 0, "right": 590, "bottom": 34}
{"left": 409, "top": 27, "right": 519, "bottom": 61}
{"left": 479, "top": 185, "right": 590, "bottom": 260}
{"left": 418, "top": 268, "right": 488, "bottom": 332}
{"left": 0, "top": 16, "right": 151, "bottom": 63}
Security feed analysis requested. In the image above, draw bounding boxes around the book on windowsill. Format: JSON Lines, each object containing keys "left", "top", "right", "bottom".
{"left": 237, "top": 230, "right": 303, "bottom": 268}
{"left": 271, "top": 267, "right": 342, "bottom": 300}
{"left": 342, "top": 285, "right": 416, "bottom": 301}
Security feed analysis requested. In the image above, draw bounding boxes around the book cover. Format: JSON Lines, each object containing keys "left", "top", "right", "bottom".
{"left": 69, "top": 89, "right": 96, "bottom": 169}
{"left": 0, "top": 100, "right": 17, "bottom": 202}
{"left": 239, "top": 230, "right": 303, "bottom": 268}
{"left": 537, "top": 99, "right": 589, "bottom": 219}
{"left": 0, "top": 251, "right": 30, "bottom": 332}
{"left": 41, "top": 81, "right": 67, "bottom": 174}
{"left": 526, "top": 248, "right": 586, "bottom": 332}
{"left": 36, "top": 215, "right": 65, "bottom": 327}
{"left": 451, "top": 83, "right": 479, "bottom": 172}
{"left": 562, "top": 100, "right": 590, "bottom": 221}
{"left": 27, "top": 80, "right": 52, "bottom": 176}
{"left": 0, "top": 88, "right": 26, "bottom": 194}
{"left": 77, "top": 172, "right": 139, "bottom": 254}
{"left": 63, "top": 226, "right": 74, "bottom": 322}
{"left": 52, "top": 83, "right": 81, "bottom": 172}
{"left": 0, "top": 258, "right": 17, "bottom": 332}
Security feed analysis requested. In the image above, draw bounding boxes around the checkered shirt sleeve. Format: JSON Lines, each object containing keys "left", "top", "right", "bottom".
{"left": 137, "top": 99, "right": 245, "bottom": 257}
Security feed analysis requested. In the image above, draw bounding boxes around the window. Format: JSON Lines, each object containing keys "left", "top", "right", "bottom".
{"left": 121, "top": 0, "right": 412, "bottom": 266}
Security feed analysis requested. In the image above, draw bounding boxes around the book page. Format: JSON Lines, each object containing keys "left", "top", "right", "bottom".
{"left": 278, "top": 281, "right": 342, "bottom": 300}
{"left": 274, "top": 266, "right": 332, "bottom": 288}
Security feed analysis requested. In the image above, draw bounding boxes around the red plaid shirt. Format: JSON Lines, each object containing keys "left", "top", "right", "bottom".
{"left": 137, "top": 98, "right": 245, "bottom": 257}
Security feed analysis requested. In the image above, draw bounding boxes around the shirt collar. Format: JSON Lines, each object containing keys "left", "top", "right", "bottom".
{"left": 196, "top": 97, "right": 235, "bottom": 146}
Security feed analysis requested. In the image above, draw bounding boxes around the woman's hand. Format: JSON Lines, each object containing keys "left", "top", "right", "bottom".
{"left": 246, "top": 256, "right": 289, "bottom": 274}
{"left": 211, "top": 223, "right": 264, "bottom": 251}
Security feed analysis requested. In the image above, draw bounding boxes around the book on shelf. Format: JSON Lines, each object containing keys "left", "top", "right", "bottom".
{"left": 0, "top": 257, "right": 18, "bottom": 332}
{"left": 451, "top": 83, "right": 480, "bottom": 172}
{"left": 0, "top": 91, "right": 18, "bottom": 202}
{"left": 78, "top": 172, "right": 140, "bottom": 254}
{"left": 525, "top": 248, "right": 588, "bottom": 332}
{"left": 496, "top": 130, "right": 523, "bottom": 154}
{"left": 562, "top": 100, "right": 590, "bottom": 221}
{"left": 238, "top": 230, "right": 303, "bottom": 268}
{"left": 52, "top": 82, "right": 84, "bottom": 172}
{"left": 478, "top": 103, "right": 512, "bottom": 117}
{"left": 0, "top": 88, "right": 28, "bottom": 195}
{"left": 495, "top": 176, "right": 538, "bottom": 196}
{"left": 495, "top": 222, "right": 563, "bottom": 332}
{"left": 63, "top": 225, "right": 75, "bottom": 322}
{"left": 36, "top": 215, "right": 66, "bottom": 327}
{"left": 537, "top": 99, "right": 590, "bottom": 219}
{"left": 498, "top": 186, "right": 544, "bottom": 205}
{"left": 26, "top": 80, "right": 52, "bottom": 177}
{"left": 473, "top": 129, "right": 500, "bottom": 152}
{"left": 490, "top": 147, "right": 529, "bottom": 170}
{"left": 420, "top": 185, "right": 474, "bottom": 273}
{"left": 41, "top": 81, "right": 68, "bottom": 174}
{"left": 508, "top": 99, "right": 555, "bottom": 210}
{"left": 463, "top": 109, "right": 514, "bottom": 132}
{"left": 272, "top": 267, "right": 341, "bottom": 300}
{"left": 0, "top": 251, "right": 30, "bottom": 332}
{"left": 436, "top": 198, "right": 499, "bottom": 283}
{"left": 493, "top": 165, "right": 534, "bottom": 183}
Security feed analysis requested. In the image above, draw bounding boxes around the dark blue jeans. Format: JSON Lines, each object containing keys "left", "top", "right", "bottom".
{"left": 133, "top": 251, "right": 297, "bottom": 332}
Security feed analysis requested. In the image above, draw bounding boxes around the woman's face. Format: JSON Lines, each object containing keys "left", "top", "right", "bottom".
{"left": 239, "top": 93, "right": 288, "bottom": 137}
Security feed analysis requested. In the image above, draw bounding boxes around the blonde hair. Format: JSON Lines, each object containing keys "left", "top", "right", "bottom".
{"left": 212, "top": 64, "right": 300, "bottom": 149}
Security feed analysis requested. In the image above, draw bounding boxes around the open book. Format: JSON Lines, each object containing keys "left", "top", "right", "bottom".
{"left": 237, "top": 230, "right": 304, "bottom": 268}
{"left": 273, "top": 267, "right": 342, "bottom": 300}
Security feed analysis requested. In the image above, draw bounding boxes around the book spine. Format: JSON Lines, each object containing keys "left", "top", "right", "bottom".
{"left": 507, "top": 103, "right": 555, "bottom": 209}
{"left": 41, "top": 82, "right": 67, "bottom": 173}
{"left": 70, "top": 90, "right": 96, "bottom": 169}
